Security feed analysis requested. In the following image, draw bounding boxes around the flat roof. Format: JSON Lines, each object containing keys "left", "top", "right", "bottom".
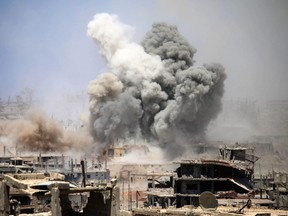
{"left": 173, "top": 159, "right": 251, "bottom": 172}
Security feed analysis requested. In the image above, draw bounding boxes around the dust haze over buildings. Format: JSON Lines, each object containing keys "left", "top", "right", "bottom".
{"left": 87, "top": 14, "right": 226, "bottom": 158}
{"left": 1, "top": 1, "right": 288, "bottom": 160}
{"left": 0, "top": 109, "right": 92, "bottom": 153}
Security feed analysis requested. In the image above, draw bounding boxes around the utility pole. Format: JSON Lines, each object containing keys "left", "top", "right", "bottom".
{"left": 122, "top": 176, "right": 125, "bottom": 203}
{"left": 259, "top": 164, "right": 262, "bottom": 199}
{"left": 128, "top": 171, "right": 132, "bottom": 211}
{"left": 81, "top": 160, "right": 86, "bottom": 187}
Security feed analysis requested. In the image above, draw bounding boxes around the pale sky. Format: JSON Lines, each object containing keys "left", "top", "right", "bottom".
{"left": 1, "top": 0, "right": 288, "bottom": 109}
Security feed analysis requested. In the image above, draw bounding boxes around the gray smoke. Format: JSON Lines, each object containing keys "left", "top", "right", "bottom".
{"left": 87, "top": 13, "right": 226, "bottom": 158}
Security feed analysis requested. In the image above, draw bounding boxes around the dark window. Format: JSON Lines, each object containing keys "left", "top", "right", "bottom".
{"left": 187, "top": 183, "right": 198, "bottom": 190}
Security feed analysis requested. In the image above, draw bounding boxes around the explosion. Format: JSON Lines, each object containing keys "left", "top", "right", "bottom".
{"left": 87, "top": 13, "right": 226, "bottom": 158}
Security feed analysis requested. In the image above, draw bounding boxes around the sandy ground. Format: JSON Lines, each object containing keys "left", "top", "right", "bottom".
{"left": 131, "top": 206, "right": 288, "bottom": 216}
{"left": 17, "top": 207, "right": 288, "bottom": 216}
{"left": 186, "top": 206, "right": 288, "bottom": 216}
{"left": 20, "top": 213, "right": 51, "bottom": 216}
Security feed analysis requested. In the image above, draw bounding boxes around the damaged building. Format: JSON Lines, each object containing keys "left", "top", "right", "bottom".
{"left": 0, "top": 172, "right": 66, "bottom": 214}
{"left": 0, "top": 173, "right": 120, "bottom": 216}
{"left": 254, "top": 172, "right": 288, "bottom": 209}
{"left": 49, "top": 182, "right": 120, "bottom": 216}
{"left": 173, "top": 146, "right": 259, "bottom": 207}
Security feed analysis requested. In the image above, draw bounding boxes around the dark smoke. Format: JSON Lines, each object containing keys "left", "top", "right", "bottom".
{"left": 87, "top": 13, "right": 226, "bottom": 158}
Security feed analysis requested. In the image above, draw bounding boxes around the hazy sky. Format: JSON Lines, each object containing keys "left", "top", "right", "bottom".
{"left": 1, "top": 0, "right": 288, "bottom": 108}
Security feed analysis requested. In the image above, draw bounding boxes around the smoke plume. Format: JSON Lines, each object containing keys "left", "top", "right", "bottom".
{"left": 0, "top": 109, "right": 92, "bottom": 153}
{"left": 87, "top": 13, "right": 226, "bottom": 158}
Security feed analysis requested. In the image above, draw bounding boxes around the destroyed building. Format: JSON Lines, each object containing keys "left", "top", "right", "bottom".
{"left": 0, "top": 172, "right": 120, "bottom": 216}
{"left": 270, "top": 172, "right": 288, "bottom": 209}
{"left": 49, "top": 182, "right": 120, "bottom": 216}
{"left": 173, "top": 146, "right": 259, "bottom": 207}
{"left": 254, "top": 171, "right": 288, "bottom": 209}
{"left": 145, "top": 172, "right": 176, "bottom": 209}
{"left": 0, "top": 172, "right": 66, "bottom": 214}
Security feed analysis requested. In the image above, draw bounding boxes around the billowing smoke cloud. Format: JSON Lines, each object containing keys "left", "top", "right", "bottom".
{"left": 87, "top": 13, "right": 226, "bottom": 158}
{"left": 0, "top": 109, "right": 92, "bottom": 153}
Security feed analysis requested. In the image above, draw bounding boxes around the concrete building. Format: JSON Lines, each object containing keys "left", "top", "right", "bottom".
{"left": 173, "top": 146, "right": 258, "bottom": 207}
